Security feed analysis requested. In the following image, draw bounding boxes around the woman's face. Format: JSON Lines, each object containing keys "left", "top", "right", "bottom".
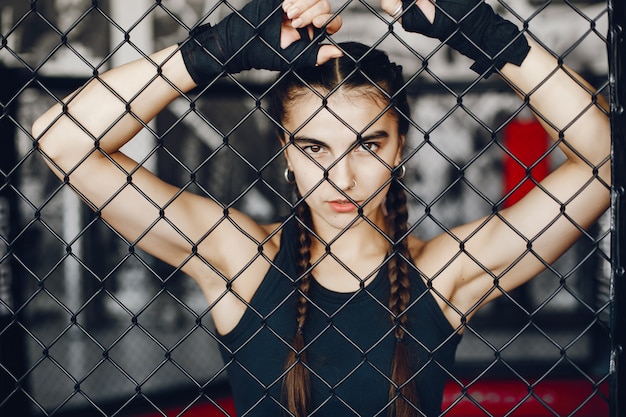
{"left": 281, "top": 88, "right": 404, "bottom": 235}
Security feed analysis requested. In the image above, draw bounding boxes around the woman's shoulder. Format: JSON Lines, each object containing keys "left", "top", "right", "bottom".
{"left": 408, "top": 234, "right": 453, "bottom": 274}
{"left": 257, "top": 219, "right": 299, "bottom": 262}
{"left": 407, "top": 232, "right": 461, "bottom": 310}
{"left": 262, "top": 221, "right": 285, "bottom": 241}
{"left": 408, "top": 231, "right": 461, "bottom": 273}
{"left": 261, "top": 220, "right": 293, "bottom": 250}
{"left": 407, "top": 234, "right": 427, "bottom": 260}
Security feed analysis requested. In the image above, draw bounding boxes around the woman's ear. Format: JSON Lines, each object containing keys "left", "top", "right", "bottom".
{"left": 394, "top": 134, "right": 405, "bottom": 166}
{"left": 278, "top": 133, "right": 287, "bottom": 147}
{"left": 283, "top": 148, "right": 293, "bottom": 172}
{"left": 278, "top": 133, "right": 292, "bottom": 168}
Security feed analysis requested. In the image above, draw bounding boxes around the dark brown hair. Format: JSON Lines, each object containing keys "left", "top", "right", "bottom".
{"left": 268, "top": 42, "right": 417, "bottom": 417}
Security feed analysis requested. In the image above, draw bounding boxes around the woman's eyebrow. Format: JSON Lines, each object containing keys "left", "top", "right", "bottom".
{"left": 358, "top": 130, "right": 390, "bottom": 142}
{"left": 292, "top": 136, "right": 327, "bottom": 147}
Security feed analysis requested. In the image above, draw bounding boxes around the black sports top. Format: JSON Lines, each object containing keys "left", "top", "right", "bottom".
{"left": 217, "top": 218, "right": 461, "bottom": 416}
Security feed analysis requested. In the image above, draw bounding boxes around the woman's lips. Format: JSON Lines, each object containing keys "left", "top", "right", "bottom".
{"left": 328, "top": 200, "right": 358, "bottom": 213}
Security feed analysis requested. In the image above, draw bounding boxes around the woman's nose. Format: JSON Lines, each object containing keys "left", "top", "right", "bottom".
{"left": 328, "top": 154, "right": 356, "bottom": 191}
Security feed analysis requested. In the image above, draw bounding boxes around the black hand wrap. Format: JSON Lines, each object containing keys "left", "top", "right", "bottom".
{"left": 180, "top": 0, "right": 321, "bottom": 85}
{"left": 401, "top": 0, "right": 530, "bottom": 77}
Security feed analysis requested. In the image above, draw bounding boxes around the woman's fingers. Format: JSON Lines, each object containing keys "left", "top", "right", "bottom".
{"left": 283, "top": 0, "right": 339, "bottom": 29}
{"left": 279, "top": 17, "right": 343, "bottom": 63}
{"left": 380, "top": 0, "right": 435, "bottom": 24}
{"left": 316, "top": 44, "right": 343, "bottom": 65}
{"left": 415, "top": 0, "right": 435, "bottom": 23}
{"left": 380, "top": 0, "right": 403, "bottom": 19}
{"left": 279, "top": 0, "right": 343, "bottom": 65}
{"left": 279, "top": 14, "right": 340, "bottom": 44}
{"left": 313, "top": 13, "right": 342, "bottom": 34}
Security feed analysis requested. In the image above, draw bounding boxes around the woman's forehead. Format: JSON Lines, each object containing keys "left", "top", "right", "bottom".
{"left": 283, "top": 88, "right": 395, "bottom": 134}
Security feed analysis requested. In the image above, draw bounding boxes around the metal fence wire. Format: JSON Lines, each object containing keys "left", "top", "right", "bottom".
{"left": 0, "top": 0, "right": 621, "bottom": 416}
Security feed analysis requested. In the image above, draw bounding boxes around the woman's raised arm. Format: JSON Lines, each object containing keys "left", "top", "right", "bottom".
{"left": 31, "top": 47, "right": 222, "bottom": 277}
{"left": 382, "top": 0, "right": 610, "bottom": 323}
{"left": 31, "top": 0, "right": 342, "bottom": 324}
{"left": 449, "top": 39, "right": 610, "bottom": 317}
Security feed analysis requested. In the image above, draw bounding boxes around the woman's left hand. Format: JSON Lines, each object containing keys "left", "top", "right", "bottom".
{"left": 379, "top": 0, "right": 529, "bottom": 76}
{"left": 380, "top": 0, "right": 434, "bottom": 25}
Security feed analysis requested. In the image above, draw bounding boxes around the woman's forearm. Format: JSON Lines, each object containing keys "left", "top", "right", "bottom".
{"left": 32, "top": 45, "right": 196, "bottom": 175}
{"left": 500, "top": 38, "right": 610, "bottom": 181}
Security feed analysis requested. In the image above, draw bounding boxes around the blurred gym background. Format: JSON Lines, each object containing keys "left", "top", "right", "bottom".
{"left": 0, "top": 0, "right": 615, "bottom": 416}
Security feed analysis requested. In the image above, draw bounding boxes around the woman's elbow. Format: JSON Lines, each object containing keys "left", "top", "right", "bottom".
{"left": 31, "top": 107, "right": 79, "bottom": 176}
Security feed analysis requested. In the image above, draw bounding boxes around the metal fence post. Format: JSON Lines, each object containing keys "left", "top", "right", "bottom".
{"left": 610, "top": 0, "right": 626, "bottom": 416}
{"left": 0, "top": 65, "right": 29, "bottom": 416}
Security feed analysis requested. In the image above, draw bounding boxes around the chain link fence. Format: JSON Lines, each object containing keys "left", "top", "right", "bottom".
{"left": 0, "top": 0, "right": 619, "bottom": 416}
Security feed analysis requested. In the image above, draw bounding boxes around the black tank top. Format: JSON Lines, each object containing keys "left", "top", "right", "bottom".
{"left": 217, "top": 217, "right": 461, "bottom": 416}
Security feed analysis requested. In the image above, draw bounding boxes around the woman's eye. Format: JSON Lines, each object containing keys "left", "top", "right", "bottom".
{"left": 305, "top": 145, "right": 323, "bottom": 154}
{"left": 359, "top": 142, "right": 379, "bottom": 152}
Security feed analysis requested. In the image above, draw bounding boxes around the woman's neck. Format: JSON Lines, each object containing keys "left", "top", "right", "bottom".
{"left": 308, "top": 220, "right": 390, "bottom": 292}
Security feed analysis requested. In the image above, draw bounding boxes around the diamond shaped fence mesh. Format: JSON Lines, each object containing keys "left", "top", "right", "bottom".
{"left": 0, "top": 0, "right": 619, "bottom": 416}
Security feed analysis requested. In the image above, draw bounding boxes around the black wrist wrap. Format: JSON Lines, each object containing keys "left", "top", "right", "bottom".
{"left": 179, "top": 23, "right": 224, "bottom": 84}
{"left": 179, "top": 0, "right": 320, "bottom": 85}
{"left": 402, "top": 0, "right": 530, "bottom": 77}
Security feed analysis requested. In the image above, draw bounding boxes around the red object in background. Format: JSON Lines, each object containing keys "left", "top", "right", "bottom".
{"left": 502, "top": 119, "right": 550, "bottom": 207}
{"left": 135, "top": 379, "right": 608, "bottom": 417}
{"left": 135, "top": 396, "right": 236, "bottom": 417}
{"left": 442, "top": 379, "right": 609, "bottom": 416}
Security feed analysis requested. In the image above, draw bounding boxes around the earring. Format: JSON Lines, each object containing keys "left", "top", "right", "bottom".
{"left": 284, "top": 168, "right": 296, "bottom": 184}
{"left": 394, "top": 165, "right": 406, "bottom": 179}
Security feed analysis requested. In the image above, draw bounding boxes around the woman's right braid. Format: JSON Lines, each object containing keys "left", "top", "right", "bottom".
{"left": 295, "top": 202, "right": 313, "bottom": 331}
{"left": 386, "top": 180, "right": 419, "bottom": 417}
{"left": 386, "top": 181, "right": 411, "bottom": 339}
{"left": 282, "top": 201, "right": 313, "bottom": 417}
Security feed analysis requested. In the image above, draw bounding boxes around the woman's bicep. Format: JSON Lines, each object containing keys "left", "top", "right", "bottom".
{"left": 454, "top": 160, "right": 609, "bottom": 309}
{"left": 62, "top": 150, "right": 264, "bottom": 283}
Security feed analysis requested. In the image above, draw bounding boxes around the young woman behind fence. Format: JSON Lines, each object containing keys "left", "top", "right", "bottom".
{"left": 32, "top": 0, "right": 610, "bottom": 415}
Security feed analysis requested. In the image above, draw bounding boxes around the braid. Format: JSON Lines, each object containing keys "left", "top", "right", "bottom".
{"left": 282, "top": 201, "right": 313, "bottom": 417}
{"left": 386, "top": 180, "right": 419, "bottom": 417}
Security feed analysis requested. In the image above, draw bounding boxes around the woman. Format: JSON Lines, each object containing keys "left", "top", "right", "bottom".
{"left": 31, "top": 0, "right": 610, "bottom": 415}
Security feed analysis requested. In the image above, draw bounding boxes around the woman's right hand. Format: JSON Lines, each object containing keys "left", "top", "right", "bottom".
{"left": 180, "top": 0, "right": 343, "bottom": 85}
{"left": 281, "top": 0, "right": 343, "bottom": 65}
